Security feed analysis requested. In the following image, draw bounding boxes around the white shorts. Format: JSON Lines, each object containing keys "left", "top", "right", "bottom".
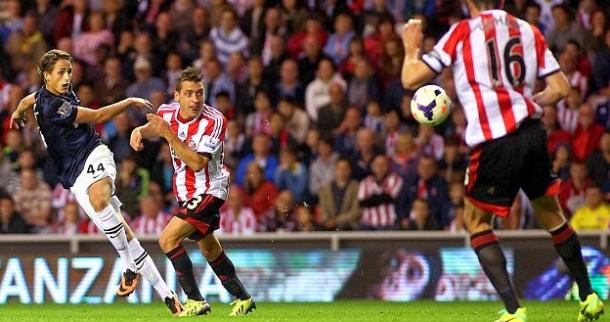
{"left": 70, "top": 145, "right": 122, "bottom": 224}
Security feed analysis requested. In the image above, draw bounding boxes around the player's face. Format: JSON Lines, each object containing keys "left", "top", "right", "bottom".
{"left": 175, "top": 81, "right": 205, "bottom": 118}
{"left": 45, "top": 59, "right": 72, "bottom": 95}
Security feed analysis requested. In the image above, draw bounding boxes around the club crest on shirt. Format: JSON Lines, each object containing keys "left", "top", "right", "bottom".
{"left": 57, "top": 101, "right": 72, "bottom": 118}
{"left": 186, "top": 139, "right": 197, "bottom": 150}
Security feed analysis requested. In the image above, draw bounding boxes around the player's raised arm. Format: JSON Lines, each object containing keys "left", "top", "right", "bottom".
{"left": 401, "top": 19, "right": 437, "bottom": 90}
{"left": 145, "top": 113, "right": 209, "bottom": 172}
{"left": 130, "top": 122, "right": 160, "bottom": 151}
{"left": 10, "top": 92, "right": 36, "bottom": 129}
{"left": 74, "top": 97, "right": 153, "bottom": 124}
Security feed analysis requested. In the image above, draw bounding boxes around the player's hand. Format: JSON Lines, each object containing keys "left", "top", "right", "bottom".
{"left": 130, "top": 127, "right": 144, "bottom": 151}
{"left": 128, "top": 97, "right": 154, "bottom": 113}
{"left": 146, "top": 114, "right": 172, "bottom": 139}
{"left": 402, "top": 19, "right": 423, "bottom": 55}
{"left": 9, "top": 109, "right": 26, "bottom": 129}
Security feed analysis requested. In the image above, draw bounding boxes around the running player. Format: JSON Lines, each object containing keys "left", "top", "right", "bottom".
{"left": 10, "top": 49, "right": 183, "bottom": 315}
{"left": 130, "top": 67, "right": 255, "bottom": 317}
{"left": 400, "top": 1, "right": 603, "bottom": 321}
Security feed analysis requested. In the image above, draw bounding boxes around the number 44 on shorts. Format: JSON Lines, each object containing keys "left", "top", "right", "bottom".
{"left": 87, "top": 163, "right": 106, "bottom": 175}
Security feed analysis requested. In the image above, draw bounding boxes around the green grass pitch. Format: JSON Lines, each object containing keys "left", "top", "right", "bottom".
{"left": 0, "top": 300, "right": 588, "bottom": 321}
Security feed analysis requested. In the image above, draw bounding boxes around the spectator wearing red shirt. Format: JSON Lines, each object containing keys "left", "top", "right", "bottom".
{"left": 572, "top": 103, "right": 605, "bottom": 161}
{"left": 243, "top": 162, "right": 280, "bottom": 222}
{"left": 542, "top": 105, "right": 571, "bottom": 155}
{"left": 559, "top": 162, "right": 591, "bottom": 217}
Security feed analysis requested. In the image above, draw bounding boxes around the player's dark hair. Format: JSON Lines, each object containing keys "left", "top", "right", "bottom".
{"left": 38, "top": 49, "right": 72, "bottom": 77}
{"left": 470, "top": 0, "right": 503, "bottom": 9}
{"left": 175, "top": 67, "right": 203, "bottom": 92}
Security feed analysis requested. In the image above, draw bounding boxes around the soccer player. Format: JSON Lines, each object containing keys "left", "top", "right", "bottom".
{"left": 400, "top": 1, "right": 603, "bottom": 322}
{"left": 130, "top": 67, "right": 255, "bottom": 317}
{"left": 10, "top": 49, "right": 183, "bottom": 315}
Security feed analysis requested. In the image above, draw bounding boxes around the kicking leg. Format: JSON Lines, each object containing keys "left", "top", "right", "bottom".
{"left": 464, "top": 198, "right": 523, "bottom": 319}
{"left": 87, "top": 178, "right": 139, "bottom": 297}
{"left": 532, "top": 195, "right": 603, "bottom": 321}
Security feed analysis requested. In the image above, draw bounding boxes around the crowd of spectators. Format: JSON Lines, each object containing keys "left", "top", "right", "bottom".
{"left": 0, "top": 0, "right": 608, "bottom": 235}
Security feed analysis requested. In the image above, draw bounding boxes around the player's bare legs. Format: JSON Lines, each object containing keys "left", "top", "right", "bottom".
{"left": 532, "top": 195, "right": 603, "bottom": 321}
{"left": 464, "top": 198, "right": 524, "bottom": 320}
{"left": 89, "top": 178, "right": 139, "bottom": 296}
{"left": 198, "top": 234, "right": 254, "bottom": 316}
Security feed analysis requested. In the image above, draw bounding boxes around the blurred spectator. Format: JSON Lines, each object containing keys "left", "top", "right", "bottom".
{"left": 318, "top": 158, "right": 360, "bottom": 230}
{"left": 294, "top": 206, "right": 316, "bottom": 231}
{"left": 241, "top": 0, "right": 265, "bottom": 40}
{"left": 334, "top": 107, "right": 363, "bottom": 156}
{"left": 552, "top": 144, "right": 572, "bottom": 182}
{"left": 95, "top": 56, "right": 128, "bottom": 106}
{"left": 51, "top": 182, "right": 78, "bottom": 223}
{"left": 438, "top": 138, "right": 467, "bottom": 184}
{"left": 570, "top": 186, "right": 610, "bottom": 230}
{"left": 403, "top": 156, "right": 450, "bottom": 228}
{"left": 149, "top": 144, "right": 175, "bottom": 196}
{"left": 214, "top": 91, "right": 236, "bottom": 119}
{"left": 406, "top": 198, "right": 440, "bottom": 230}
{"left": 349, "top": 127, "right": 380, "bottom": 180}
{"left": 559, "top": 162, "right": 591, "bottom": 217}
{"left": 592, "top": 29, "right": 610, "bottom": 92}
{"left": 131, "top": 195, "right": 171, "bottom": 235}
{"left": 378, "top": 36, "right": 403, "bottom": 86}
{"left": 390, "top": 131, "right": 418, "bottom": 180}
{"left": 347, "top": 58, "right": 380, "bottom": 110}
{"left": 0, "top": 0, "right": 24, "bottom": 45}
{"left": 255, "top": 7, "right": 286, "bottom": 63}
{"left": 268, "top": 112, "right": 299, "bottom": 155}
{"left": 178, "top": 6, "right": 209, "bottom": 61}
{"left": 204, "top": 58, "right": 236, "bottom": 106}
{"left": 305, "top": 58, "right": 346, "bottom": 121}
{"left": 55, "top": 200, "right": 80, "bottom": 236}
{"left": 571, "top": 103, "right": 605, "bottom": 162}
{"left": 363, "top": 14, "right": 395, "bottom": 67}
{"left": 168, "top": 0, "right": 194, "bottom": 34}
{"left": 384, "top": 109, "right": 405, "bottom": 156}
{"left": 338, "top": 36, "right": 365, "bottom": 76}
{"left": 547, "top": 4, "right": 584, "bottom": 52}
{"left": 236, "top": 56, "right": 270, "bottom": 115}
{"left": 126, "top": 57, "right": 165, "bottom": 110}
{"left": 317, "top": 82, "right": 348, "bottom": 137}
{"left": 364, "top": 100, "right": 384, "bottom": 135}
{"left": 13, "top": 169, "right": 52, "bottom": 233}
{"left": 415, "top": 125, "right": 444, "bottom": 161}
{"left": 286, "top": 14, "right": 328, "bottom": 59}
{"left": 220, "top": 186, "right": 257, "bottom": 235}
{"left": 245, "top": 91, "right": 272, "bottom": 136}
{"left": 116, "top": 156, "right": 150, "bottom": 219}
{"left": 3, "top": 149, "right": 45, "bottom": 195}
{"left": 275, "top": 59, "right": 304, "bottom": 104}
{"left": 274, "top": 147, "right": 309, "bottom": 203}
{"left": 278, "top": 96, "right": 310, "bottom": 144}
{"left": 298, "top": 34, "right": 330, "bottom": 87}
{"left": 224, "top": 120, "right": 247, "bottom": 170}
{"left": 6, "top": 14, "right": 47, "bottom": 73}
{"left": 323, "top": 13, "right": 355, "bottom": 65}
{"left": 358, "top": 154, "right": 403, "bottom": 230}
{"left": 227, "top": 52, "right": 247, "bottom": 84}
{"left": 542, "top": 105, "right": 571, "bottom": 155}
{"left": 210, "top": 7, "right": 249, "bottom": 66}
{"left": 309, "top": 137, "right": 339, "bottom": 196}
{"left": 587, "top": 132, "right": 610, "bottom": 194}
{"left": 0, "top": 194, "right": 29, "bottom": 234}
{"left": 559, "top": 53, "right": 587, "bottom": 102}
{"left": 72, "top": 11, "right": 113, "bottom": 66}
{"left": 53, "top": 0, "right": 89, "bottom": 43}
{"left": 164, "top": 52, "right": 182, "bottom": 94}
{"left": 192, "top": 39, "right": 215, "bottom": 70}
{"left": 151, "top": 12, "right": 178, "bottom": 63}
{"left": 107, "top": 112, "right": 132, "bottom": 162}
{"left": 235, "top": 134, "right": 278, "bottom": 186}
{"left": 262, "top": 190, "right": 297, "bottom": 232}
{"left": 262, "top": 34, "right": 288, "bottom": 85}
{"left": 524, "top": 3, "right": 545, "bottom": 34}
{"left": 243, "top": 162, "right": 279, "bottom": 221}
{"left": 282, "top": 0, "right": 309, "bottom": 34}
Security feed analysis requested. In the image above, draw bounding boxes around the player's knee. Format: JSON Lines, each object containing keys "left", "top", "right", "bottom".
{"left": 200, "top": 243, "right": 222, "bottom": 261}
{"left": 88, "top": 182, "right": 112, "bottom": 212}
{"left": 158, "top": 231, "right": 178, "bottom": 252}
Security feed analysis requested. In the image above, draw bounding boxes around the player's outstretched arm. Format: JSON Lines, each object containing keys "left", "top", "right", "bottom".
{"left": 74, "top": 97, "right": 153, "bottom": 124}
{"left": 401, "top": 20, "right": 437, "bottom": 90}
{"left": 10, "top": 93, "right": 36, "bottom": 129}
{"left": 145, "top": 114, "right": 209, "bottom": 172}
{"left": 533, "top": 71, "right": 571, "bottom": 106}
{"left": 130, "top": 122, "right": 159, "bottom": 151}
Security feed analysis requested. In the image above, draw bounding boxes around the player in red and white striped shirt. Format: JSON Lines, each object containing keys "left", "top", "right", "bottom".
{"left": 400, "top": 1, "right": 603, "bottom": 321}
{"left": 131, "top": 67, "right": 254, "bottom": 316}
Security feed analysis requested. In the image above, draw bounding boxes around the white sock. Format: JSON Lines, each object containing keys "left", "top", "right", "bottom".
{"left": 98, "top": 204, "right": 138, "bottom": 272}
{"left": 128, "top": 238, "right": 174, "bottom": 299}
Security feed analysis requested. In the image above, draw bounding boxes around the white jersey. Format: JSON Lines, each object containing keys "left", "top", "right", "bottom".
{"left": 422, "top": 10, "right": 560, "bottom": 147}
{"left": 157, "top": 103, "right": 230, "bottom": 202}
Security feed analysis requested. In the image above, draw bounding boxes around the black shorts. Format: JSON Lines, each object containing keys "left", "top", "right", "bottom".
{"left": 176, "top": 194, "right": 225, "bottom": 241}
{"left": 465, "top": 119, "right": 560, "bottom": 217}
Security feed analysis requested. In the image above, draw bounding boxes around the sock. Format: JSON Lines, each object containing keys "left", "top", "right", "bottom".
{"left": 471, "top": 230, "right": 520, "bottom": 314}
{"left": 208, "top": 250, "right": 250, "bottom": 300}
{"left": 550, "top": 223, "right": 593, "bottom": 301}
{"left": 166, "top": 245, "right": 203, "bottom": 301}
{"left": 98, "top": 204, "right": 137, "bottom": 272}
{"left": 128, "top": 238, "right": 173, "bottom": 299}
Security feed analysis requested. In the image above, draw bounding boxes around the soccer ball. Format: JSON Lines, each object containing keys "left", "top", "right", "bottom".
{"left": 410, "top": 85, "right": 452, "bottom": 126}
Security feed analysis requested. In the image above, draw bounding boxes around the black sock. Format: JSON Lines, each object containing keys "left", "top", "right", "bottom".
{"left": 550, "top": 223, "right": 593, "bottom": 301}
{"left": 471, "top": 230, "right": 520, "bottom": 314}
{"left": 166, "top": 245, "right": 204, "bottom": 301}
{"left": 208, "top": 251, "right": 251, "bottom": 300}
